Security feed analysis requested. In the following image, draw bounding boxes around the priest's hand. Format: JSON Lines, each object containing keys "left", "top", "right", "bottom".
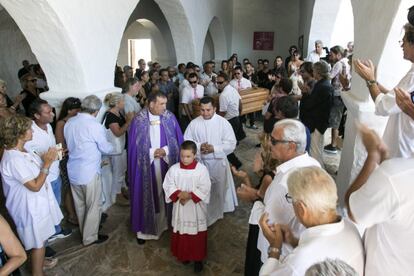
{"left": 236, "top": 184, "right": 259, "bottom": 202}
{"left": 154, "top": 148, "right": 166, "bottom": 158}
{"left": 200, "top": 143, "right": 214, "bottom": 154}
{"left": 259, "top": 213, "right": 283, "bottom": 250}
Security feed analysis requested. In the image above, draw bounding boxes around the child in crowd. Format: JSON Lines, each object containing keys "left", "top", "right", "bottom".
{"left": 163, "top": 140, "right": 211, "bottom": 273}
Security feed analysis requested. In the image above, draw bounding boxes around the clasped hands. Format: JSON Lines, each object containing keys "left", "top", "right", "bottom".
{"left": 178, "top": 191, "right": 191, "bottom": 206}
{"left": 200, "top": 143, "right": 214, "bottom": 154}
{"left": 259, "top": 212, "right": 298, "bottom": 251}
{"left": 154, "top": 148, "right": 166, "bottom": 158}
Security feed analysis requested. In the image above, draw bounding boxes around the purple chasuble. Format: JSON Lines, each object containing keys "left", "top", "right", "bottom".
{"left": 128, "top": 108, "right": 183, "bottom": 235}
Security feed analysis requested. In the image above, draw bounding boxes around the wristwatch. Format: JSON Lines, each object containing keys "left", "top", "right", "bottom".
{"left": 366, "top": 80, "right": 377, "bottom": 87}
{"left": 41, "top": 167, "right": 49, "bottom": 175}
{"left": 267, "top": 246, "right": 280, "bottom": 255}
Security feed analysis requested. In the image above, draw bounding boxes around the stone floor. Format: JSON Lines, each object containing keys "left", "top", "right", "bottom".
{"left": 21, "top": 122, "right": 341, "bottom": 276}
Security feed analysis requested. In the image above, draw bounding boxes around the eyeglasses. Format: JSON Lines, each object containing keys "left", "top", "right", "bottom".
{"left": 216, "top": 81, "right": 224, "bottom": 85}
{"left": 270, "top": 136, "right": 297, "bottom": 146}
{"left": 189, "top": 81, "right": 198, "bottom": 84}
{"left": 285, "top": 193, "right": 293, "bottom": 204}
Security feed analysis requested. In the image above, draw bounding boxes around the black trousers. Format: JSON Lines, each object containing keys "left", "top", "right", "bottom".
{"left": 244, "top": 224, "right": 262, "bottom": 276}
{"left": 227, "top": 117, "right": 244, "bottom": 169}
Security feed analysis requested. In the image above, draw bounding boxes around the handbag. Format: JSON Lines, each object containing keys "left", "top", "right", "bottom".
{"left": 102, "top": 112, "right": 125, "bottom": 156}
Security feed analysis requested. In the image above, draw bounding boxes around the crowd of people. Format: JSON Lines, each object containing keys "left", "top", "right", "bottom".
{"left": 0, "top": 9, "right": 413, "bottom": 276}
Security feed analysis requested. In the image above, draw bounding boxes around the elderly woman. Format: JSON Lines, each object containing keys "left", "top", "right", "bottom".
{"left": 0, "top": 215, "right": 27, "bottom": 275}
{"left": 259, "top": 166, "right": 364, "bottom": 276}
{"left": 0, "top": 115, "right": 62, "bottom": 275}
{"left": 103, "top": 92, "right": 133, "bottom": 207}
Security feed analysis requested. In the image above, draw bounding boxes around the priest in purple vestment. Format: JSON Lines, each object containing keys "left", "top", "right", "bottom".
{"left": 128, "top": 91, "right": 183, "bottom": 244}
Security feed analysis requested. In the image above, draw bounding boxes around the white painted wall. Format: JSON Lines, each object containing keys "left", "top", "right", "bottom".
{"left": 330, "top": 0, "right": 354, "bottom": 49}
{"left": 231, "top": 0, "right": 300, "bottom": 66}
{"left": 202, "top": 30, "right": 214, "bottom": 63}
{"left": 298, "top": 0, "right": 315, "bottom": 56}
{"left": 0, "top": 9, "right": 37, "bottom": 98}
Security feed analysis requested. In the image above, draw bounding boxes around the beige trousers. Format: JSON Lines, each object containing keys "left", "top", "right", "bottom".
{"left": 71, "top": 174, "right": 102, "bottom": 245}
{"left": 310, "top": 129, "right": 325, "bottom": 169}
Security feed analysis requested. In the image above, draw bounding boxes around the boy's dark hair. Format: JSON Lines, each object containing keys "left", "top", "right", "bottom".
{"left": 181, "top": 140, "right": 197, "bottom": 154}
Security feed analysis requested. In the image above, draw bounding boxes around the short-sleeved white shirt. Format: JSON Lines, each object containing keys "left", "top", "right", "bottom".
{"left": 349, "top": 158, "right": 414, "bottom": 276}
{"left": 259, "top": 219, "right": 364, "bottom": 276}
{"left": 24, "top": 122, "right": 60, "bottom": 182}
{"left": 229, "top": 77, "right": 252, "bottom": 92}
{"left": 374, "top": 64, "right": 414, "bottom": 158}
{"left": 124, "top": 93, "right": 141, "bottom": 114}
{"left": 0, "top": 150, "right": 63, "bottom": 250}
{"left": 200, "top": 72, "right": 218, "bottom": 96}
{"left": 180, "top": 84, "right": 204, "bottom": 116}
{"left": 219, "top": 85, "right": 241, "bottom": 120}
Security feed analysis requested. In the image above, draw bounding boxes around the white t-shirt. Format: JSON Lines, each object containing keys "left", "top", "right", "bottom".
{"left": 229, "top": 77, "right": 252, "bottom": 92}
{"left": 24, "top": 122, "right": 60, "bottom": 183}
{"left": 349, "top": 158, "right": 414, "bottom": 276}
{"left": 305, "top": 50, "right": 326, "bottom": 63}
{"left": 200, "top": 72, "right": 218, "bottom": 96}
{"left": 124, "top": 93, "right": 141, "bottom": 114}
{"left": 219, "top": 85, "right": 241, "bottom": 120}
{"left": 259, "top": 219, "right": 364, "bottom": 276}
{"left": 374, "top": 63, "right": 414, "bottom": 158}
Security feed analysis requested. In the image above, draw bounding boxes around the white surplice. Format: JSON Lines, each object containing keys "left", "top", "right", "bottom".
{"left": 137, "top": 112, "right": 169, "bottom": 240}
{"left": 184, "top": 113, "right": 238, "bottom": 226}
{"left": 163, "top": 162, "right": 211, "bottom": 234}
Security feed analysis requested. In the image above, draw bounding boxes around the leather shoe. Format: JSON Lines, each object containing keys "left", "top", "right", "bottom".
{"left": 136, "top": 238, "right": 146, "bottom": 245}
{"left": 92, "top": 234, "right": 109, "bottom": 245}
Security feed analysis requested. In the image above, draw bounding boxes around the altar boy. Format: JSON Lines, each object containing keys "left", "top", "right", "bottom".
{"left": 163, "top": 140, "right": 211, "bottom": 273}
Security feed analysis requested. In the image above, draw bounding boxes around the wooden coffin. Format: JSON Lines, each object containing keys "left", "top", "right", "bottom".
{"left": 239, "top": 87, "right": 269, "bottom": 115}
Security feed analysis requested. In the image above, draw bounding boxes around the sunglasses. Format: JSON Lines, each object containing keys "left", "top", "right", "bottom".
{"left": 216, "top": 81, "right": 224, "bottom": 85}
{"left": 270, "top": 136, "right": 296, "bottom": 146}
{"left": 189, "top": 81, "right": 198, "bottom": 84}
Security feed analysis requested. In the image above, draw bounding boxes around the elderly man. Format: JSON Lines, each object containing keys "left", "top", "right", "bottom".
{"left": 128, "top": 92, "right": 183, "bottom": 244}
{"left": 345, "top": 124, "right": 414, "bottom": 276}
{"left": 184, "top": 96, "right": 238, "bottom": 226}
{"left": 259, "top": 166, "right": 364, "bottom": 275}
{"left": 25, "top": 99, "right": 72, "bottom": 242}
{"left": 200, "top": 61, "right": 218, "bottom": 96}
{"left": 354, "top": 23, "right": 414, "bottom": 158}
{"left": 306, "top": 40, "right": 327, "bottom": 63}
{"left": 64, "top": 95, "right": 113, "bottom": 245}
{"left": 256, "top": 119, "right": 321, "bottom": 265}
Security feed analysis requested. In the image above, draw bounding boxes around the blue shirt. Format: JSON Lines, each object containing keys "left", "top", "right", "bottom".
{"left": 64, "top": 113, "right": 113, "bottom": 185}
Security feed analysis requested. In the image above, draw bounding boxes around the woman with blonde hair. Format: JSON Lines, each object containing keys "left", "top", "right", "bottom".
{"left": 0, "top": 115, "right": 62, "bottom": 275}
{"left": 102, "top": 92, "right": 133, "bottom": 207}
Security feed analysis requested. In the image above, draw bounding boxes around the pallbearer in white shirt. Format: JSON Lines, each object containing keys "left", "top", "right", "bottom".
{"left": 184, "top": 96, "right": 238, "bottom": 226}
{"left": 180, "top": 72, "right": 204, "bottom": 130}
{"left": 259, "top": 166, "right": 364, "bottom": 276}
{"left": 230, "top": 66, "right": 252, "bottom": 92}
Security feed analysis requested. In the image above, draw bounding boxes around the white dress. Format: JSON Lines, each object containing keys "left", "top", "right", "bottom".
{"left": 0, "top": 149, "right": 63, "bottom": 250}
{"left": 163, "top": 162, "right": 211, "bottom": 234}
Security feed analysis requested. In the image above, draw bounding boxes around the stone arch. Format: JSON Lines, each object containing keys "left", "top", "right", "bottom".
{"left": 118, "top": 18, "right": 175, "bottom": 69}
{"left": 307, "top": 0, "right": 354, "bottom": 55}
{"left": 204, "top": 16, "right": 228, "bottom": 63}
{"left": 154, "top": 0, "right": 196, "bottom": 63}
{"left": 202, "top": 30, "right": 215, "bottom": 63}
{"left": 0, "top": 0, "right": 139, "bottom": 108}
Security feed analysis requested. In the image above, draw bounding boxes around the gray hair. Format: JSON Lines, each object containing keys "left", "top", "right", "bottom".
{"left": 287, "top": 166, "right": 338, "bottom": 214}
{"left": 274, "top": 119, "right": 306, "bottom": 153}
{"left": 305, "top": 258, "right": 358, "bottom": 276}
{"left": 315, "top": 40, "right": 323, "bottom": 46}
{"left": 104, "top": 92, "right": 124, "bottom": 108}
{"left": 313, "top": 60, "right": 330, "bottom": 80}
{"left": 81, "top": 95, "right": 102, "bottom": 113}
